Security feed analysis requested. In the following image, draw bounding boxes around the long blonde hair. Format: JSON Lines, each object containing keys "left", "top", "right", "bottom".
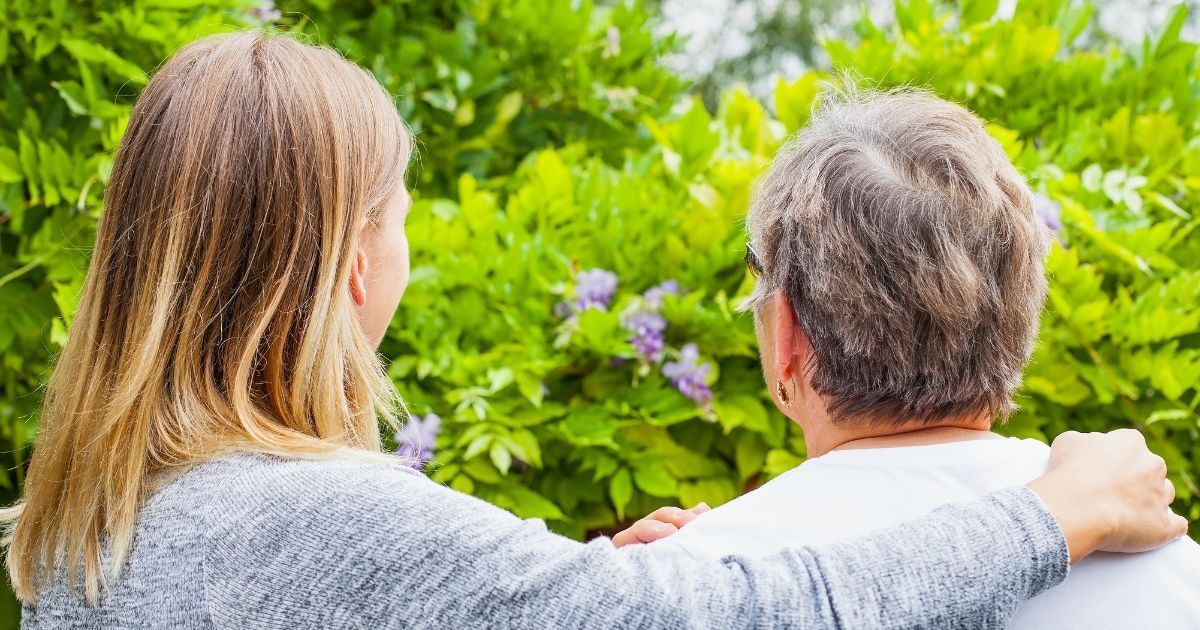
{"left": 4, "top": 31, "right": 411, "bottom": 603}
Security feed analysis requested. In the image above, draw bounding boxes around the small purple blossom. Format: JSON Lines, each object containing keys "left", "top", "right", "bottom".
{"left": 558, "top": 268, "right": 618, "bottom": 316}
{"left": 574, "top": 268, "right": 618, "bottom": 310}
{"left": 643, "top": 280, "right": 681, "bottom": 309}
{"left": 663, "top": 343, "right": 713, "bottom": 406}
{"left": 623, "top": 309, "right": 667, "bottom": 362}
{"left": 397, "top": 413, "right": 441, "bottom": 472}
{"left": 1032, "top": 193, "right": 1062, "bottom": 234}
{"left": 250, "top": 0, "right": 282, "bottom": 22}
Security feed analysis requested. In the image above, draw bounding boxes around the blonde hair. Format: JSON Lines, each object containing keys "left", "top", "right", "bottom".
{"left": 3, "top": 31, "right": 412, "bottom": 602}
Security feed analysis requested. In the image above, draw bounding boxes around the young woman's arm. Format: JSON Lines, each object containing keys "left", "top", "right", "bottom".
{"left": 200, "top": 433, "right": 1179, "bottom": 629}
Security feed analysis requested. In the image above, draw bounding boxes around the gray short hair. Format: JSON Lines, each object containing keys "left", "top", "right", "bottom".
{"left": 747, "top": 88, "right": 1049, "bottom": 425}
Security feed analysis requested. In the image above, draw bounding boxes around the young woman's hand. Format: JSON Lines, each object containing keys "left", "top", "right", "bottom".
{"left": 611, "top": 503, "right": 711, "bottom": 548}
{"left": 1026, "top": 428, "right": 1189, "bottom": 563}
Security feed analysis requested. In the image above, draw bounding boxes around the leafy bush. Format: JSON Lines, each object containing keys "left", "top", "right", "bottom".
{"left": 397, "top": 0, "right": 1200, "bottom": 541}
{"left": 1, "top": 3, "right": 1198, "bottom": 624}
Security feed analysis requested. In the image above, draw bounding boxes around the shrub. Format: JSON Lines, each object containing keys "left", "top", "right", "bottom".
{"left": 396, "top": 0, "right": 1200, "bottom": 541}
{"left": 1, "top": 3, "right": 1197, "bottom": 624}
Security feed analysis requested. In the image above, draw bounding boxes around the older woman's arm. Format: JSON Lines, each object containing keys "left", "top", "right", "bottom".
{"left": 202, "top": 456, "right": 1067, "bottom": 629}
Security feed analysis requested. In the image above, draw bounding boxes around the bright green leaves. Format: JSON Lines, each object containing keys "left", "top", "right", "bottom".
{"left": 61, "top": 39, "right": 146, "bottom": 86}
{"left": 633, "top": 464, "right": 678, "bottom": 498}
{"left": 774, "top": 72, "right": 821, "bottom": 134}
{"left": 559, "top": 407, "right": 621, "bottom": 448}
{"left": 960, "top": 0, "right": 1000, "bottom": 24}
{"left": 0, "top": 148, "right": 22, "bottom": 184}
{"left": 645, "top": 97, "right": 719, "bottom": 179}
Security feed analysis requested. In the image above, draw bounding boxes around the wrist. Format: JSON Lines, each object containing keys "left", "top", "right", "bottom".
{"left": 1026, "top": 470, "right": 1113, "bottom": 563}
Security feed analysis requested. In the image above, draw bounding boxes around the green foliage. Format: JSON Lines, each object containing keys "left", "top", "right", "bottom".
{"left": 285, "top": 0, "right": 684, "bottom": 193}
{"left": 0, "top": 0, "right": 258, "bottom": 499}
{"left": 396, "top": 0, "right": 1200, "bottom": 540}
{"left": 2, "top": 9, "right": 1199, "bottom": 626}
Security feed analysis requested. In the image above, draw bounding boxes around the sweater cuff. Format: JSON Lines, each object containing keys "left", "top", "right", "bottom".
{"left": 989, "top": 486, "right": 1071, "bottom": 598}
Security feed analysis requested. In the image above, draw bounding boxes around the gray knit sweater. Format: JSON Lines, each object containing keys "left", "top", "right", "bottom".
{"left": 24, "top": 452, "right": 1068, "bottom": 629}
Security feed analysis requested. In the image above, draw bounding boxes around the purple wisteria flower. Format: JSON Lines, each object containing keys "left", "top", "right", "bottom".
{"left": 396, "top": 413, "right": 441, "bottom": 472}
{"left": 558, "top": 268, "right": 619, "bottom": 316}
{"left": 574, "top": 268, "right": 618, "bottom": 311}
{"left": 643, "top": 279, "right": 681, "bottom": 309}
{"left": 1032, "top": 193, "right": 1062, "bottom": 234}
{"left": 623, "top": 309, "right": 667, "bottom": 362}
{"left": 663, "top": 343, "right": 713, "bottom": 406}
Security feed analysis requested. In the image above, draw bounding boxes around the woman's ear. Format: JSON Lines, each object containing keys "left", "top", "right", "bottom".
{"left": 349, "top": 246, "right": 368, "bottom": 308}
{"left": 772, "top": 290, "right": 809, "bottom": 382}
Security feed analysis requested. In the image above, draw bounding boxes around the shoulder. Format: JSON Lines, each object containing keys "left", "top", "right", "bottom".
{"left": 182, "top": 451, "right": 427, "bottom": 516}
{"left": 201, "top": 450, "right": 426, "bottom": 496}
{"left": 189, "top": 449, "right": 528, "bottom": 548}
{"left": 188, "top": 452, "right": 570, "bottom": 627}
{"left": 1017, "top": 536, "right": 1200, "bottom": 626}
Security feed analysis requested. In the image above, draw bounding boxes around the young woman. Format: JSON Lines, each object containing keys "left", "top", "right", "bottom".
{"left": 6, "top": 32, "right": 1184, "bottom": 628}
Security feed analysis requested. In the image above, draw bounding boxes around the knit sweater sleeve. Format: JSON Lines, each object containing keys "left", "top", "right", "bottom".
{"left": 201, "top": 457, "right": 1068, "bottom": 629}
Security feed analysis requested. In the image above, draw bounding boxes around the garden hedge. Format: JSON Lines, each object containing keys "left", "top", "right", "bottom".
{"left": 1, "top": 0, "right": 1198, "bottom": 622}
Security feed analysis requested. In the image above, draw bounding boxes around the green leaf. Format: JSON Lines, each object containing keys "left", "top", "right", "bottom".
{"left": 679, "top": 477, "right": 738, "bottom": 508}
{"left": 61, "top": 39, "right": 147, "bottom": 85}
{"left": 961, "top": 0, "right": 999, "bottom": 24}
{"left": 735, "top": 432, "right": 768, "bottom": 481}
{"left": 774, "top": 72, "right": 821, "bottom": 133}
{"left": 559, "top": 407, "right": 619, "bottom": 446}
{"left": 1149, "top": 192, "right": 1190, "bottom": 219}
{"left": 609, "top": 468, "right": 632, "bottom": 520}
{"left": 0, "top": 148, "right": 22, "bottom": 183}
{"left": 489, "top": 442, "right": 512, "bottom": 474}
{"left": 633, "top": 464, "right": 679, "bottom": 498}
{"left": 498, "top": 484, "right": 566, "bottom": 521}
{"left": 764, "top": 449, "right": 804, "bottom": 477}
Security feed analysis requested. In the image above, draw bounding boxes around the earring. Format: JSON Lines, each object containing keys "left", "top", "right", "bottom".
{"left": 776, "top": 380, "right": 790, "bottom": 406}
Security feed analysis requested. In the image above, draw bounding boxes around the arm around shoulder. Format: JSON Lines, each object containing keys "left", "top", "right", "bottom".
{"left": 201, "top": 458, "right": 1067, "bottom": 629}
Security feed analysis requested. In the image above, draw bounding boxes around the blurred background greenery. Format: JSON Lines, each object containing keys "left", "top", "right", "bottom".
{"left": 2, "top": 0, "right": 1200, "bottom": 624}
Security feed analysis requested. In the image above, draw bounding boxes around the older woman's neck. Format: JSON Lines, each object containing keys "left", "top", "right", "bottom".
{"left": 798, "top": 412, "right": 996, "bottom": 458}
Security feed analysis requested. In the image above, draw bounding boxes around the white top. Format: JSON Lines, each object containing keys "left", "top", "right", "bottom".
{"left": 653, "top": 436, "right": 1200, "bottom": 629}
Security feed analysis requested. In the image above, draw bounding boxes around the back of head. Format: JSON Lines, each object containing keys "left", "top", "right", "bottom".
{"left": 6, "top": 31, "right": 411, "bottom": 603}
{"left": 747, "top": 87, "right": 1049, "bottom": 425}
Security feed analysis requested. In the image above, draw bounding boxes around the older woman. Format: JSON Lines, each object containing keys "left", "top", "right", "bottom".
{"left": 653, "top": 89, "right": 1199, "bottom": 627}
{"left": 7, "top": 33, "right": 1184, "bottom": 629}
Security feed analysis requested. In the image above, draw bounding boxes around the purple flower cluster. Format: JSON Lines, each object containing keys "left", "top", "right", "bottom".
{"left": 556, "top": 272, "right": 711, "bottom": 407}
{"left": 643, "top": 279, "right": 681, "bottom": 309}
{"left": 396, "top": 413, "right": 441, "bottom": 472}
{"left": 623, "top": 309, "right": 667, "bottom": 362}
{"left": 1032, "top": 193, "right": 1062, "bottom": 234}
{"left": 621, "top": 280, "right": 681, "bottom": 363}
{"left": 559, "top": 268, "right": 619, "bottom": 316}
{"left": 663, "top": 343, "right": 713, "bottom": 406}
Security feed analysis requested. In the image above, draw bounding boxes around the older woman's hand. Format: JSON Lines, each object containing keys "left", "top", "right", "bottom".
{"left": 611, "top": 503, "right": 711, "bottom": 547}
{"left": 1027, "top": 428, "right": 1189, "bottom": 563}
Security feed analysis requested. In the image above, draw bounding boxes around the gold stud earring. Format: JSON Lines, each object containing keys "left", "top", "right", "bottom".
{"left": 776, "top": 380, "right": 790, "bottom": 406}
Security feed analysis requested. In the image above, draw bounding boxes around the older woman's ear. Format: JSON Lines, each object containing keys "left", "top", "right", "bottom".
{"left": 772, "top": 290, "right": 810, "bottom": 384}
